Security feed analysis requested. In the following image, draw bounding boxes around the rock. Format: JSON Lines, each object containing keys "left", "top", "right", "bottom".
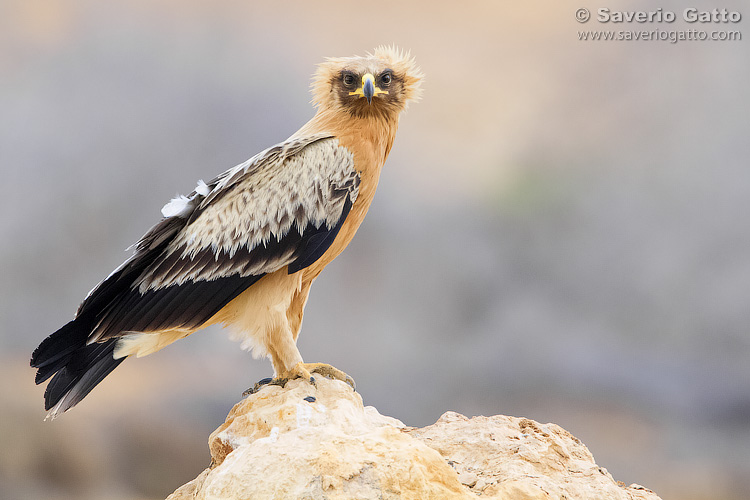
{"left": 408, "top": 411, "right": 660, "bottom": 499}
{"left": 167, "top": 377, "right": 662, "bottom": 500}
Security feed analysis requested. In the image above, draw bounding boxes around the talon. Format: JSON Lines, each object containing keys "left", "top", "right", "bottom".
{"left": 242, "top": 376, "right": 279, "bottom": 396}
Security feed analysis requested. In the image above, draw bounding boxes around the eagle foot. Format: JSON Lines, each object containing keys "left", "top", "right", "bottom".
{"left": 242, "top": 362, "right": 355, "bottom": 396}
{"left": 292, "top": 362, "right": 356, "bottom": 391}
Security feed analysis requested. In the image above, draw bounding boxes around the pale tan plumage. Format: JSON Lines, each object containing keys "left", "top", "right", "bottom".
{"left": 31, "top": 46, "right": 422, "bottom": 418}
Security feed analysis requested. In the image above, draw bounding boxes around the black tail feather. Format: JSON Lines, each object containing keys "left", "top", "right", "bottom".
{"left": 43, "top": 339, "right": 124, "bottom": 415}
{"left": 31, "top": 316, "right": 93, "bottom": 383}
{"left": 34, "top": 355, "right": 69, "bottom": 385}
{"left": 31, "top": 314, "right": 124, "bottom": 417}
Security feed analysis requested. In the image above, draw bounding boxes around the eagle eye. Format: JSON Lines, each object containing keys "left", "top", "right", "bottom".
{"left": 380, "top": 71, "right": 392, "bottom": 86}
{"left": 342, "top": 73, "right": 356, "bottom": 87}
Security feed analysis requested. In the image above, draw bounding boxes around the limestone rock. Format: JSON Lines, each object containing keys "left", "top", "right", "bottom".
{"left": 167, "top": 377, "right": 661, "bottom": 500}
{"left": 408, "top": 411, "right": 660, "bottom": 499}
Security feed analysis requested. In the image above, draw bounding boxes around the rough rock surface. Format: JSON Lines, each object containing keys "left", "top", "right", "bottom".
{"left": 167, "top": 377, "right": 661, "bottom": 500}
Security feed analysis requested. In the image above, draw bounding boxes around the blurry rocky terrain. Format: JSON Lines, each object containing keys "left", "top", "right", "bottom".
{"left": 2, "top": 1, "right": 749, "bottom": 499}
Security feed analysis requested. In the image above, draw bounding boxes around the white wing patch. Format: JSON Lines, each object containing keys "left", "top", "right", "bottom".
{"left": 160, "top": 180, "right": 212, "bottom": 218}
{"left": 161, "top": 195, "right": 193, "bottom": 218}
{"left": 195, "top": 179, "right": 211, "bottom": 196}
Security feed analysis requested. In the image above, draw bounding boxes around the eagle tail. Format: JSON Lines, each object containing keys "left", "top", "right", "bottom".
{"left": 31, "top": 315, "right": 125, "bottom": 418}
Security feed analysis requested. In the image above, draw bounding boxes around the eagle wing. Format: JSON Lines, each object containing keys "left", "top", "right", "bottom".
{"left": 31, "top": 134, "right": 359, "bottom": 408}
{"left": 87, "top": 133, "right": 360, "bottom": 342}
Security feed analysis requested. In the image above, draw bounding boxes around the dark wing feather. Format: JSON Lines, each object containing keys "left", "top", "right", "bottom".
{"left": 289, "top": 196, "right": 353, "bottom": 273}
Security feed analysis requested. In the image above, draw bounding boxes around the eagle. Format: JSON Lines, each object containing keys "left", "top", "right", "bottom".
{"left": 30, "top": 46, "right": 423, "bottom": 419}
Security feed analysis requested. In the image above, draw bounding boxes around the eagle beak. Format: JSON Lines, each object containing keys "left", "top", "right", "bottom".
{"left": 349, "top": 73, "right": 388, "bottom": 105}
{"left": 362, "top": 74, "right": 375, "bottom": 104}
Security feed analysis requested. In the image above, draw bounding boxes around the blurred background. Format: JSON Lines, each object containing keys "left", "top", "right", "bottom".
{"left": 2, "top": 0, "right": 748, "bottom": 498}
